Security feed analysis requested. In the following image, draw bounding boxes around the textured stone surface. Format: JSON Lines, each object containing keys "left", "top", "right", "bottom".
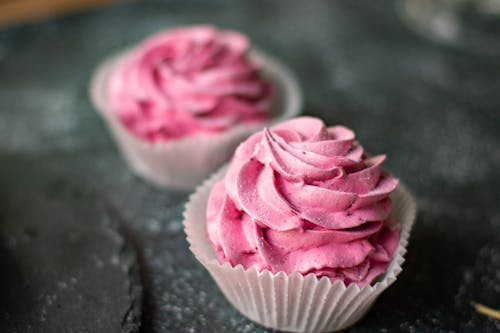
{"left": 0, "top": 154, "right": 142, "bottom": 333}
{"left": 0, "top": 1, "right": 499, "bottom": 332}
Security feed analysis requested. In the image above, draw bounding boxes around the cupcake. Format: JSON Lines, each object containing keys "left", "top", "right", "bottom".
{"left": 90, "top": 25, "right": 301, "bottom": 190}
{"left": 184, "top": 117, "right": 416, "bottom": 332}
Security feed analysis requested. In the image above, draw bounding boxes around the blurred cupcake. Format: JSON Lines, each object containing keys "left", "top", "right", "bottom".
{"left": 184, "top": 117, "right": 416, "bottom": 332}
{"left": 90, "top": 25, "right": 301, "bottom": 190}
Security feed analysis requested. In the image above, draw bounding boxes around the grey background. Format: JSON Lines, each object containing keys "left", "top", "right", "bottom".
{"left": 0, "top": 1, "right": 499, "bottom": 332}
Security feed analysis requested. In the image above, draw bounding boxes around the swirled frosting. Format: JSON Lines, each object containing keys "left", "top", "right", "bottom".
{"left": 206, "top": 117, "right": 400, "bottom": 286}
{"left": 108, "top": 25, "right": 272, "bottom": 142}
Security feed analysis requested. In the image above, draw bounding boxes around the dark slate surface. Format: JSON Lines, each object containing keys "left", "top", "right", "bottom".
{"left": 0, "top": 153, "right": 142, "bottom": 333}
{"left": 0, "top": 1, "right": 499, "bottom": 332}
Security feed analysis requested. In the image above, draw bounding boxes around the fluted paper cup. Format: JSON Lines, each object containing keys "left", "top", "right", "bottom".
{"left": 90, "top": 48, "right": 302, "bottom": 190}
{"left": 183, "top": 167, "right": 416, "bottom": 332}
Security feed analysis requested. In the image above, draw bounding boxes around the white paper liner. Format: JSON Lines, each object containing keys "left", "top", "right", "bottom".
{"left": 183, "top": 167, "right": 417, "bottom": 332}
{"left": 89, "top": 47, "right": 302, "bottom": 190}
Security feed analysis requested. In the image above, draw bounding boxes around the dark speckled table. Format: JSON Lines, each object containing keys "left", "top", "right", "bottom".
{"left": 0, "top": 1, "right": 499, "bottom": 332}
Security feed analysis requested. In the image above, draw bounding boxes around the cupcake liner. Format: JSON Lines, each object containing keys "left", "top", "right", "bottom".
{"left": 183, "top": 167, "right": 417, "bottom": 332}
{"left": 89, "top": 47, "right": 302, "bottom": 190}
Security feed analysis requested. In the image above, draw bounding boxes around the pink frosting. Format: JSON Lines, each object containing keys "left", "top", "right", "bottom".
{"left": 108, "top": 25, "right": 272, "bottom": 142}
{"left": 206, "top": 117, "right": 400, "bottom": 287}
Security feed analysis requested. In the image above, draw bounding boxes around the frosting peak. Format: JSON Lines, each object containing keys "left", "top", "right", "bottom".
{"left": 108, "top": 25, "right": 272, "bottom": 142}
{"left": 207, "top": 117, "right": 400, "bottom": 286}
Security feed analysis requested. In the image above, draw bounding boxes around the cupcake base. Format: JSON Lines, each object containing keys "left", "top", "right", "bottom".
{"left": 183, "top": 167, "right": 417, "bottom": 332}
{"left": 90, "top": 48, "right": 302, "bottom": 190}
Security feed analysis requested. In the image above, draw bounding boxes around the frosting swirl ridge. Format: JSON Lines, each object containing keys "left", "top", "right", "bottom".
{"left": 109, "top": 25, "right": 272, "bottom": 142}
{"left": 207, "top": 117, "right": 400, "bottom": 286}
